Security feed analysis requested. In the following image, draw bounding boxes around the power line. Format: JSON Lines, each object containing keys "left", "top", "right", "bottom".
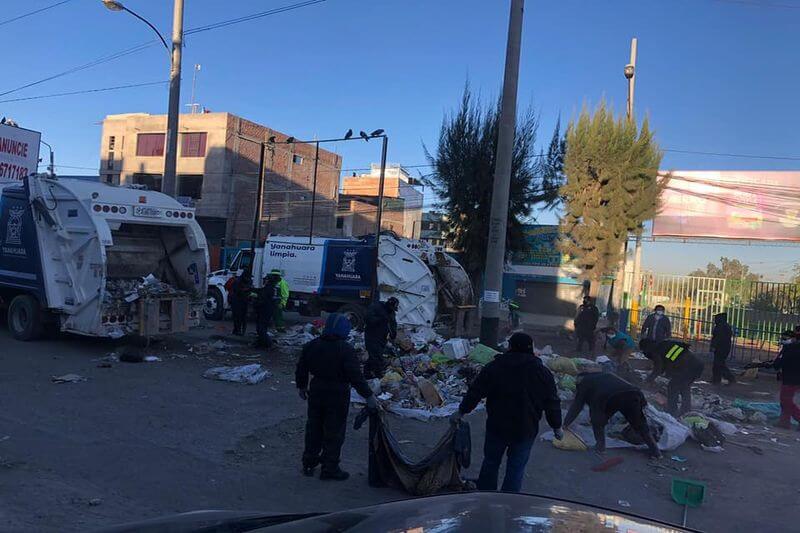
{"left": 0, "top": 0, "right": 327, "bottom": 99}
{"left": 0, "top": 0, "right": 73, "bottom": 27}
{"left": 0, "top": 41, "right": 156, "bottom": 98}
{"left": 664, "top": 148, "right": 800, "bottom": 161}
{"left": 0, "top": 80, "right": 168, "bottom": 104}
{"left": 185, "top": 0, "right": 327, "bottom": 35}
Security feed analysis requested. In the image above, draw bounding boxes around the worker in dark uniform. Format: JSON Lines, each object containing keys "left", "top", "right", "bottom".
{"left": 575, "top": 296, "right": 600, "bottom": 356}
{"left": 563, "top": 371, "right": 662, "bottom": 458}
{"left": 710, "top": 312, "right": 736, "bottom": 385}
{"left": 253, "top": 274, "right": 279, "bottom": 349}
{"left": 451, "top": 333, "right": 563, "bottom": 492}
{"left": 363, "top": 297, "right": 399, "bottom": 379}
{"left": 641, "top": 338, "right": 704, "bottom": 416}
{"left": 296, "top": 313, "right": 378, "bottom": 481}
{"left": 640, "top": 304, "right": 672, "bottom": 343}
{"left": 229, "top": 271, "right": 252, "bottom": 336}
{"left": 774, "top": 329, "right": 800, "bottom": 429}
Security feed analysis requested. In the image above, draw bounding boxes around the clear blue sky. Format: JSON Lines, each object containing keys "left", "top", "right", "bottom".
{"left": 2, "top": 0, "right": 798, "bottom": 279}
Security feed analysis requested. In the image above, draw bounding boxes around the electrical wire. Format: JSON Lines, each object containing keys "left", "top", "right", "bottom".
{"left": 0, "top": 0, "right": 73, "bottom": 27}
{"left": 185, "top": 0, "right": 327, "bottom": 35}
{"left": 664, "top": 148, "right": 800, "bottom": 161}
{"left": 0, "top": 41, "right": 157, "bottom": 98}
{"left": 0, "top": 0, "right": 328, "bottom": 98}
{"left": 0, "top": 80, "right": 168, "bottom": 104}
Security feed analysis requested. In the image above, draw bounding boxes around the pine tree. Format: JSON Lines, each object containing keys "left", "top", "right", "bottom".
{"left": 559, "top": 103, "right": 666, "bottom": 284}
{"left": 424, "top": 85, "right": 558, "bottom": 290}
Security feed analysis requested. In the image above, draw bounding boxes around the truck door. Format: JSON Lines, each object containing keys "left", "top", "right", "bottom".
{"left": 0, "top": 183, "right": 46, "bottom": 304}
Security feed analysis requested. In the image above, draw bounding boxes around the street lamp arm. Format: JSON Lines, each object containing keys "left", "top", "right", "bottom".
{"left": 122, "top": 6, "right": 170, "bottom": 52}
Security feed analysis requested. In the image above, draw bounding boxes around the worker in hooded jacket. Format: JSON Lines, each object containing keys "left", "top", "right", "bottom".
{"left": 296, "top": 313, "right": 378, "bottom": 481}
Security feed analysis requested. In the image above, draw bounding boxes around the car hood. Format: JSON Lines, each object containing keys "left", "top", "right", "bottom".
{"left": 95, "top": 492, "right": 694, "bottom": 533}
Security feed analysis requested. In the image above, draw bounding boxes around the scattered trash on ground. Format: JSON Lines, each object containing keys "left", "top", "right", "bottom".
{"left": 618, "top": 500, "right": 631, "bottom": 508}
{"left": 52, "top": 374, "right": 87, "bottom": 384}
{"left": 592, "top": 456, "right": 624, "bottom": 472}
{"left": 202, "top": 364, "right": 271, "bottom": 384}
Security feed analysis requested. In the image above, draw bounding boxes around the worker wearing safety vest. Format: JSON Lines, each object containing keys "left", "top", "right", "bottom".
{"left": 640, "top": 338, "right": 704, "bottom": 416}
{"left": 270, "top": 269, "right": 290, "bottom": 330}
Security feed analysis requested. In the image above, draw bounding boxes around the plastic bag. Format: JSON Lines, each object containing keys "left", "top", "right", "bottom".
{"left": 547, "top": 357, "right": 579, "bottom": 375}
{"left": 202, "top": 364, "right": 271, "bottom": 384}
{"left": 732, "top": 399, "right": 782, "bottom": 419}
{"left": 552, "top": 429, "right": 587, "bottom": 451}
{"left": 468, "top": 344, "right": 499, "bottom": 365}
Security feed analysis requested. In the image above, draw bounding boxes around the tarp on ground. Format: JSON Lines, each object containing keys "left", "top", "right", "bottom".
{"left": 357, "top": 411, "right": 471, "bottom": 496}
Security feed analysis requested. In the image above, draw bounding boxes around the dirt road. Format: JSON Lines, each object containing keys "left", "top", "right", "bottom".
{"left": 0, "top": 321, "right": 797, "bottom": 532}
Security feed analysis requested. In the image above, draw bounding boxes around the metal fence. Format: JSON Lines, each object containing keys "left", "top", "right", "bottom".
{"left": 625, "top": 273, "right": 799, "bottom": 364}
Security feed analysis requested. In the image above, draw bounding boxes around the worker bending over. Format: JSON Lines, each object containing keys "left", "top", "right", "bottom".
{"left": 563, "top": 371, "right": 662, "bottom": 459}
{"left": 641, "top": 338, "right": 704, "bottom": 416}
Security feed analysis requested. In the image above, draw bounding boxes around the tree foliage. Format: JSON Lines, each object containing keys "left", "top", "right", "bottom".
{"left": 688, "top": 257, "right": 762, "bottom": 281}
{"left": 424, "top": 85, "right": 563, "bottom": 287}
{"left": 792, "top": 264, "right": 800, "bottom": 285}
{"left": 559, "top": 103, "right": 666, "bottom": 280}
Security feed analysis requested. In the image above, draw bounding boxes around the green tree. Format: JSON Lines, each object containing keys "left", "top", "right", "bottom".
{"left": 792, "top": 264, "right": 800, "bottom": 285}
{"left": 424, "top": 85, "right": 560, "bottom": 289}
{"left": 559, "top": 103, "right": 666, "bottom": 287}
{"left": 688, "top": 257, "right": 761, "bottom": 281}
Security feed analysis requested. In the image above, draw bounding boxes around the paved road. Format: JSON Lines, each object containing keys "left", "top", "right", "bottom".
{"left": 0, "top": 322, "right": 797, "bottom": 532}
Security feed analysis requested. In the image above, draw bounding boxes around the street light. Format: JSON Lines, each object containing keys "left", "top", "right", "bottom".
{"left": 101, "top": 1, "right": 169, "bottom": 51}
{"left": 102, "top": 0, "right": 183, "bottom": 198}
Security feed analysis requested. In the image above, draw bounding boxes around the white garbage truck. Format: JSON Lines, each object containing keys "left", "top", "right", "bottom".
{"left": 0, "top": 175, "right": 209, "bottom": 340}
{"left": 205, "top": 233, "right": 473, "bottom": 329}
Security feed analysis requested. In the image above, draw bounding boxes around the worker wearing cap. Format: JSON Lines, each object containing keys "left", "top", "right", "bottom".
{"left": 451, "top": 332, "right": 563, "bottom": 492}
{"left": 641, "top": 338, "right": 704, "bottom": 416}
{"left": 269, "top": 269, "right": 289, "bottom": 331}
{"left": 363, "top": 297, "right": 399, "bottom": 378}
{"left": 563, "top": 371, "right": 662, "bottom": 459}
{"left": 296, "top": 313, "right": 378, "bottom": 480}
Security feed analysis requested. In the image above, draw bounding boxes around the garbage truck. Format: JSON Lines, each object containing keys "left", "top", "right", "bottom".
{"left": 0, "top": 175, "right": 209, "bottom": 340}
{"left": 204, "top": 233, "right": 473, "bottom": 329}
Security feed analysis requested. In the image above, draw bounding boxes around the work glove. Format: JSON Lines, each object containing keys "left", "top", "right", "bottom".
{"left": 553, "top": 428, "right": 564, "bottom": 441}
{"left": 449, "top": 410, "right": 463, "bottom": 425}
{"left": 298, "top": 389, "right": 308, "bottom": 401}
{"left": 366, "top": 395, "right": 380, "bottom": 412}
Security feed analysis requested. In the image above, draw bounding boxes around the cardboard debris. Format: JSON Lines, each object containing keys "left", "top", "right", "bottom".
{"left": 416, "top": 377, "right": 444, "bottom": 407}
{"left": 441, "top": 339, "right": 470, "bottom": 360}
{"left": 52, "top": 374, "right": 87, "bottom": 384}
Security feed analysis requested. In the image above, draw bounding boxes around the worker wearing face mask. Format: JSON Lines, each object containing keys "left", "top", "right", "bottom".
{"left": 640, "top": 305, "right": 672, "bottom": 343}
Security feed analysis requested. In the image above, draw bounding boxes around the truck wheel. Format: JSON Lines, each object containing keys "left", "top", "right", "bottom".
{"left": 8, "top": 294, "right": 44, "bottom": 341}
{"left": 337, "top": 304, "right": 366, "bottom": 331}
{"left": 204, "top": 287, "right": 225, "bottom": 321}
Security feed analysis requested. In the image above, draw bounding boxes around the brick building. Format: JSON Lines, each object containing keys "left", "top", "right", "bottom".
{"left": 338, "top": 164, "right": 423, "bottom": 238}
{"left": 99, "top": 112, "right": 342, "bottom": 244}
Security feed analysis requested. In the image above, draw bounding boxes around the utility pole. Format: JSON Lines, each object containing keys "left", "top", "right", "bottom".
{"left": 251, "top": 142, "right": 266, "bottom": 252}
{"left": 479, "top": 0, "right": 524, "bottom": 348}
{"left": 626, "top": 38, "right": 643, "bottom": 313}
{"left": 162, "top": 0, "right": 184, "bottom": 198}
{"left": 188, "top": 63, "right": 201, "bottom": 114}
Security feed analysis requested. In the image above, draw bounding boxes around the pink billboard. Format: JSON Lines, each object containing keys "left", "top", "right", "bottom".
{"left": 653, "top": 171, "right": 800, "bottom": 241}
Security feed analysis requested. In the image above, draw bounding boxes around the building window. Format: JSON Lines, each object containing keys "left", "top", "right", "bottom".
{"left": 336, "top": 217, "right": 344, "bottom": 229}
{"left": 178, "top": 174, "right": 203, "bottom": 199}
{"left": 292, "top": 154, "right": 303, "bottom": 165}
{"left": 180, "top": 132, "right": 207, "bottom": 157}
{"left": 104, "top": 174, "right": 113, "bottom": 184}
{"left": 136, "top": 133, "right": 165, "bottom": 157}
{"left": 106, "top": 151, "right": 114, "bottom": 170}
{"left": 108, "top": 136, "right": 116, "bottom": 150}
{"left": 132, "top": 173, "right": 162, "bottom": 191}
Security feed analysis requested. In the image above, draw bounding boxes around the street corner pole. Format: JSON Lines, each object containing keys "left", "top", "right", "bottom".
{"left": 251, "top": 142, "right": 266, "bottom": 254}
{"left": 308, "top": 141, "right": 320, "bottom": 243}
{"left": 372, "top": 135, "right": 389, "bottom": 302}
{"left": 163, "top": 0, "right": 184, "bottom": 198}
{"left": 479, "top": 0, "right": 525, "bottom": 348}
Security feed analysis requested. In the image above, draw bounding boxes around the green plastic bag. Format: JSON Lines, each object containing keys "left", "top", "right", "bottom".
{"left": 468, "top": 344, "right": 499, "bottom": 365}
{"left": 430, "top": 353, "right": 452, "bottom": 366}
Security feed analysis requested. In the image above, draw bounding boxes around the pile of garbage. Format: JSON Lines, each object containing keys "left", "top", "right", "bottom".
{"left": 351, "top": 326, "right": 601, "bottom": 422}
{"left": 104, "top": 274, "right": 187, "bottom": 304}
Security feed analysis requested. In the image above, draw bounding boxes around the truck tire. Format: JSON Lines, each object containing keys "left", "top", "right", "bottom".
{"left": 204, "top": 287, "right": 225, "bottom": 321}
{"left": 337, "top": 303, "right": 366, "bottom": 331}
{"left": 8, "top": 294, "right": 44, "bottom": 341}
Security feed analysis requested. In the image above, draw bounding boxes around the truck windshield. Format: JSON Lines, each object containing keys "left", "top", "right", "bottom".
{"left": 230, "top": 250, "right": 253, "bottom": 272}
